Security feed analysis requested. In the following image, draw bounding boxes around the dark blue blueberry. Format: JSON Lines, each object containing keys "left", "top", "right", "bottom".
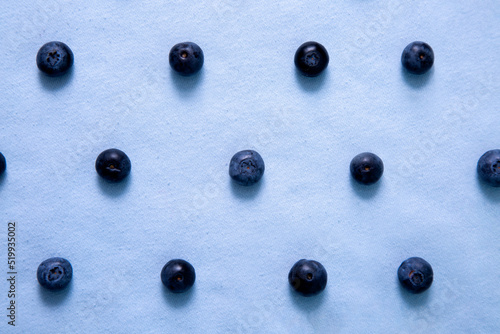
{"left": 350, "top": 152, "right": 384, "bottom": 185}
{"left": 294, "top": 41, "right": 329, "bottom": 77}
{"left": 169, "top": 42, "right": 204, "bottom": 76}
{"left": 477, "top": 149, "right": 500, "bottom": 187}
{"left": 0, "top": 152, "right": 5, "bottom": 175}
{"left": 398, "top": 257, "right": 433, "bottom": 294}
{"left": 229, "top": 150, "right": 265, "bottom": 186}
{"left": 37, "top": 257, "right": 73, "bottom": 291}
{"left": 161, "top": 259, "right": 196, "bottom": 293}
{"left": 288, "top": 259, "right": 327, "bottom": 297}
{"left": 401, "top": 41, "right": 434, "bottom": 75}
{"left": 36, "top": 41, "right": 74, "bottom": 77}
{"left": 95, "top": 148, "right": 131, "bottom": 182}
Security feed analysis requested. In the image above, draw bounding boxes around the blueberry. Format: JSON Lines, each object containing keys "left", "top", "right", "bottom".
{"left": 401, "top": 41, "right": 434, "bottom": 75}
{"left": 229, "top": 150, "right": 265, "bottom": 186}
{"left": 398, "top": 257, "right": 433, "bottom": 294}
{"left": 350, "top": 152, "right": 384, "bottom": 185}
{"left": 37, "top": 257, "right": 73, "bottom": 291}
{"left": 95, "top": 148, "right": 131, "bottom": 182}
{"left": 169, "top": 42, "right": 204, "bottom": 76}
{"left": 294, "top": 41, "right": 329, "bottom": 77}
{"left": 161, "top": 259, "right": 196, "bottom": 293}
{"left": 288, "top": 259, "right": 327, "bottom": 297}
{"left": 477, "top": 149, "right": 500, "bottom": 187}
{"left": 0, "top": 152, "right": 5, "bottom": 175}
{"left": 36, "top": 41, "right": 74, "bottom": 77}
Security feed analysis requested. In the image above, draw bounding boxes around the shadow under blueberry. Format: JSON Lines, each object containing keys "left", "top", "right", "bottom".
{"left": 295, "top": 69, "right": 327, "bottom": 92}
{"left": 161, "top": 283, "right": 195, "bottom": 308}
{"left": 401, "top": 67, "right": 433, "bottom": 89}
{"left": 289, "top": 286, "right": 326, "bottom": 312}
{"left": 97, "top": 175, "right": 131, "bottom": 197}
{"left": 350, "top": 176, "right": 382, "bottom": 199}
{"left": 170, "top": 69, "right": 204, "bottom": 96}
{"left": 477, "top": 175, "right": 500, "bottom": 203}
{"left": 38, "top": 67, "right": 74, "bottom": 91}
{"left": 38, "top": 283, "right": 72, "bottom": 306}
{"left": 230, "top": 177, "right": 264, "bottom": 200}
{"left": 0, "top": 172, "right": 6, "bottom": 190}
{"left": 398, "top": 282, "right": 431, "bottom": 308}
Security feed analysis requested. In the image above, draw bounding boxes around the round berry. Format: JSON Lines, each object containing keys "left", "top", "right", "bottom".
{"left": 0, "top": 152, "right": 6, "bottom": 175}
{"left": 161, "top": 259, "right": 196, "bottom": 293}
{"left": 36, "top": 41, "right": 74, "bottom": 77}
{"left": 37, "top": 257, "right": 73, "bottom": 291}
{"left": 398, "top": 257, "right": 433, "bottom": 294}
{"left": 229, "top": 150, "right": 265, "bottom": 186}
{"left": 95, "top": 148, "right": 131, "bottom": 182}
{"left": 288, "top": 259, "right": 327, "bottom": 297}
{"left": 401, "top": 41, "right": 434, "bottom": 75}
{"left": 294, "top": 41, "right": 329, "bottom": 77}
{"left": 477, "top": 149, "right": 500, "bottom": 187}
{"left": 169, "top": 42, "right": 204, "bottom": 76}
{"left": 350, "top": 152, "right": 384, "bottom": 185}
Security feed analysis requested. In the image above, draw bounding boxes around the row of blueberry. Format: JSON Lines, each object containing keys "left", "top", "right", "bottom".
{"left": 37, "top": 257, "right": 433, "bottom": 296}
{"left": 0, "top": 149, "right": 499, "bottom": 187}
{"left": 35, "top": 40, "right": 435, "bottom": 78}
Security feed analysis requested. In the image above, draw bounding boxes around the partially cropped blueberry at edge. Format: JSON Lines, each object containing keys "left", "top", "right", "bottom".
{"left": 294, "top": 41, "right": 329, "bottom": 77}
{"left": 477, "top": 149, "right": 500, "bottom": 187}
{"left": 229, "top": 150, "right": 265, "bottom": 186}
{"left": 401, "top": 41, "right": 434, "bottom": 75}
{"left": 161, "top": 259, "right": 196, "bottom": 293}
{"left": 398, "top": 257, "right": 433, "bottom": 294}
{"left": 350, "top": 152, "right": 384, "bottom": 185}
{"left": 37, "top": 257, "right": 73, "bottom": 291}
{"left": 95, "top": 148, "right": 131, "bottom": 182}
{"left": 0, "top": 152, "right": 6, "bottom": 175}
{"left": 288, "top": 259, "right": 327, "bottom": 297}
{"left": 169, "top": 42, "right": 204, "bottom": 76}
{"left": 36, "top": 41, "right": 74, "bottom": 77}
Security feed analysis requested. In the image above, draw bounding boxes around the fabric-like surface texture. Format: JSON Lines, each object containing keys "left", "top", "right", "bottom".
{"left": 0, "top": 1, "right": 499, "bottom": 333}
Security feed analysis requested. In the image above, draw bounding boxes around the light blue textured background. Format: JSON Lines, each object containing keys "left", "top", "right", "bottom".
{"left": 1, "top": 1, "right": 499, "bottom": 333}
